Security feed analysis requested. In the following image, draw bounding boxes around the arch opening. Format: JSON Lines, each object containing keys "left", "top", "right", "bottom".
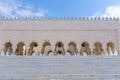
{"left": 3, "top": 42, "right": 13, "bottom": 56}
{"left": 54, "top": 41, "right": 65, "bottom": 56}
{"left": 106, "top": 42, "right": 117, "bottom": 56}
{"left": 93, "top": 42, "right": 104, "bottom": 56}
{"left": 41, "top": 41, "right": 52, "bottom": 56}
{"left": 80, "top": 42, "right": 91, "bottom": 56}
{"left": 28, "top": 42, "right": 39, "bottom": 56}
{"left": 15, "top": 42, "right": 26, "bottom": 56}
{"left": 67, "top": 41, "right": 78, "bottom": 56}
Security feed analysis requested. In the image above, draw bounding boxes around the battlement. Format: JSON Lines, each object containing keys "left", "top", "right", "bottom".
{"left": 0, "top": 17, "right": 120, "bottom": 21}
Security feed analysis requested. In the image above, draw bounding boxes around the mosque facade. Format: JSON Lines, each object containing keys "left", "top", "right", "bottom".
{"left": 0, "top": 17, "right": 120, "bottom": 56}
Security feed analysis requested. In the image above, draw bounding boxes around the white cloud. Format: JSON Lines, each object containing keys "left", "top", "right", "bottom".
{"left": 16, "top": 10, "right": 46, "bottom": 17}
{"left": 92, "top": 5, "right": 120, "bottom": 17}
{"left": 0, "top": 0, "right": 48, "bottom": 17}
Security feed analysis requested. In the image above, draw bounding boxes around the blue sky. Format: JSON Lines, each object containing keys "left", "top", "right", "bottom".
{"left": 0, "top": 0, "right": 120, "bottom": 17}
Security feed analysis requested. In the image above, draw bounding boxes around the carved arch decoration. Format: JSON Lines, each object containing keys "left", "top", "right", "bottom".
{"left": 80, "top": 41, "right": 91, "bottom": 55}
{"left": 28, "top": 42, "right": 39, "bottom": 56}
{"left": 41, "top": 41, "right": 52, "bottom": 56}
{"left": 15, "top": 42, "right": 26, "bottom": 56}
{"left": 93, "top": 42, "right": 104, "bottom": 55}
{"left": 3, "top": 42, "right": 13, "bottom": 55}
{"left": 106, "top": 42, "right": 116, "bottom": 55}
{"left": 67, "top": 41, "right": 78, "bottom": 55}
{"left": 54, "top": 41, "right": 65, "bottom": 55}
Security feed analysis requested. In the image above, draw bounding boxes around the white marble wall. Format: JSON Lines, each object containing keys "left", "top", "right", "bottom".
{"left": 0, "top": 19, "right": 119, "bottom": 54}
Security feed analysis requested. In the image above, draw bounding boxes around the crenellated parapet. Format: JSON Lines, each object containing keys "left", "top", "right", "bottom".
{"left": 0, "top": 17, "right": 120, "bottom": 21}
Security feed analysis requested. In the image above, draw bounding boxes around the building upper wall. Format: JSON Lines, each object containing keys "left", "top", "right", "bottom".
{"left": 0, "top": 18, "right": 120, "bottom": 53}
{"left": 0, "top": 19, "right": 120, "bottom": 30}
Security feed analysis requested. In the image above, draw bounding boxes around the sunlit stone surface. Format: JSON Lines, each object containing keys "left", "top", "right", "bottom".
{"left": 0, "top": 17, "right": 120, "bottom": 79}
